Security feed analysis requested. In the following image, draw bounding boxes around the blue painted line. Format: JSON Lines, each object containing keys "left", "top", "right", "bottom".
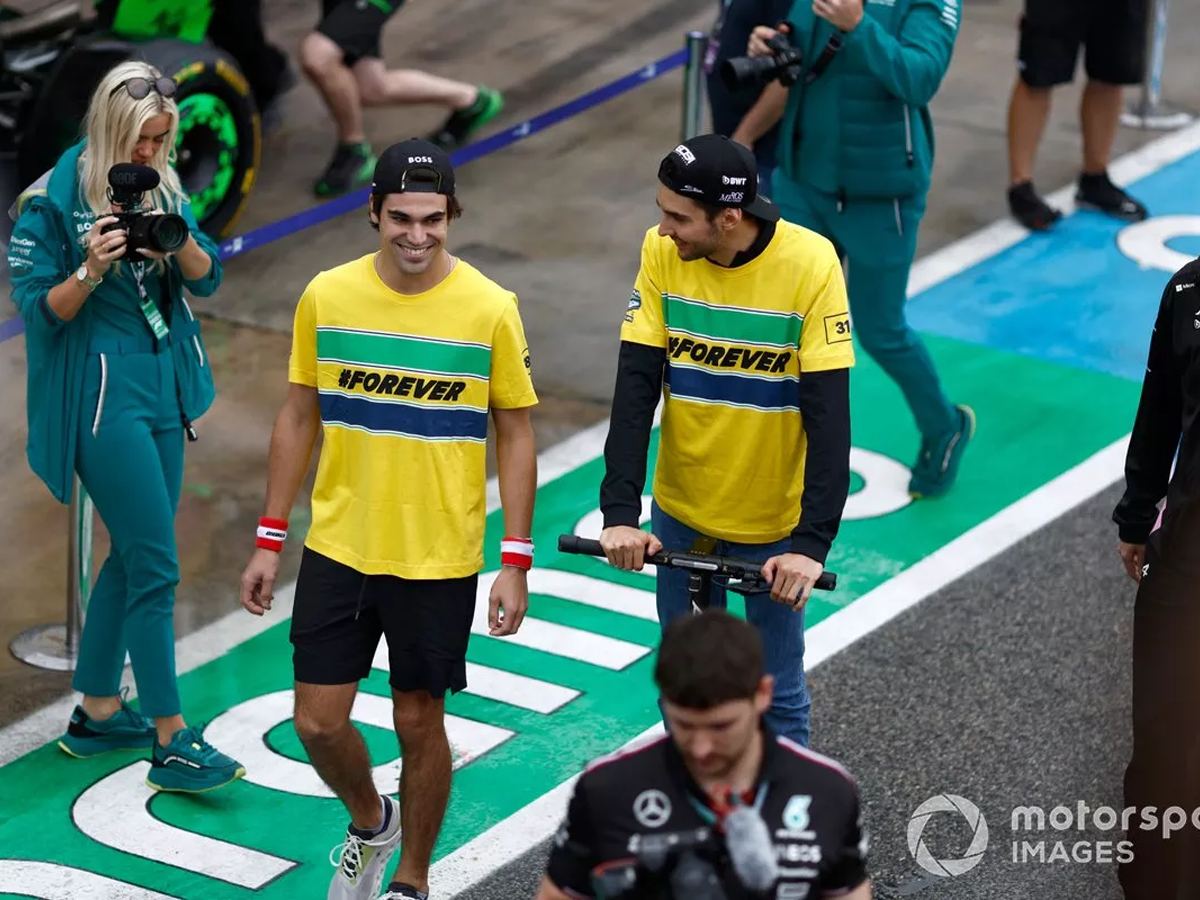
{"left": 0, "top": 315, "right": 22, "bottom": 343}
{"left": 215, "top": 48, "right": 687, "bottom": 260}
{"left": 908, "top": 147, "right": 1200, "bottom": 383}
{"left": 0, "top": 47, "right": 688, "bottom": 346}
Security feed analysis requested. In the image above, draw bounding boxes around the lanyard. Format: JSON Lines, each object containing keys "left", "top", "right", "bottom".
{"left": 686, "top": 781, "right": 769, "bottom": 827}
{"left": 128, "top": 259, "right": 198, "bottom": 441}
{"left": 704, "top": 0, "right": 735, "bottom": 74}
{"left": 130, "top": 262, "right": 169, "bottom": 341}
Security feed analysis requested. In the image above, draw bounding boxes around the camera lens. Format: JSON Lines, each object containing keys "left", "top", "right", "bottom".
{"left": 148, "top": 213, "right": 189, "bottom": 254}
{"left": 720, "top": 55, "right": 778, "bottom": 91}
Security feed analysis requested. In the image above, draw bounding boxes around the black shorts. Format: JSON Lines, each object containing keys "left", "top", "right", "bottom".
{"left": 1018, "top": 0, "right": 1149, "bottom": 88}
{"left": 289, "top": 547, "right": 477, "bottom": 698}
{"left": 317, "top": 0, "right": 405, "bottom": 65}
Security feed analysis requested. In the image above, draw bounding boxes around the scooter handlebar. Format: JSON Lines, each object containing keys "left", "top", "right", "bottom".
{"left": 556, "top": 534, "right": 837, "bottom": 592}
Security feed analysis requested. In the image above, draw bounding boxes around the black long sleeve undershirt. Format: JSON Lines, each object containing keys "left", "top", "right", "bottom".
{"left": 599, "top": 343, "right": 852, "bottom": 565}
{"left": 600, "top": 341, "right": 664, "bottom": 529}
{"left": 791, "top": 366, "right": 851, "bottom": 563}
{"left": 1112, "top": 261, "right": 1198, "bottom": 551}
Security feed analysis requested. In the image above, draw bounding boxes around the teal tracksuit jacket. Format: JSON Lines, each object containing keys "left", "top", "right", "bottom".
{"left": 8, "top": 139, "right": 220, "bottom": 716}
{"left": 770, "top": 0, "right": 961, "bottom": 439}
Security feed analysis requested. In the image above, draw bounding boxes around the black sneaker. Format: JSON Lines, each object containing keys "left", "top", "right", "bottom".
{"left": 1008, "top": 180, "right": 1062, "bottom": 231}
{"left": 426, "top": 86, "right": 504, "bottom": 150}
{"left": 1076, "top": 170, "right": 1148, "bottom": 222}
{"left": 314, "top": 142, "right": 376, "bottom": 197}
{"left": 379, "top": 883, "right": 428, "bottom": 899}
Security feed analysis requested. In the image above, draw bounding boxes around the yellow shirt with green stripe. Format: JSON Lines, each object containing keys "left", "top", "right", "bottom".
{"left": 622, "top": 223, "right": 854, "bottom": 544}
{"left": 289, "top": 253, "right": 538, "bottom": 578}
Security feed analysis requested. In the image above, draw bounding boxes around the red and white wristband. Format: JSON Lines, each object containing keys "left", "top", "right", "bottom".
{"left": 256, "top": 517, "right": 288, "bottom": 553}
{"left": 500, "top": 536, "right": 534, "bottom": 571}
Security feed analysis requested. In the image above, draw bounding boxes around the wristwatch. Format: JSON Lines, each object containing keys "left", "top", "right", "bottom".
{"left": 75, "top": 264, "right": 101, "bottom": 291}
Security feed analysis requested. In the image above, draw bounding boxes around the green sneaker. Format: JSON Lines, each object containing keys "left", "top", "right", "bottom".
{"left": 909, "top": 404, "right": 976, "bottom": 499}
{"left": 57, "top": 687, "right": 155, "bottom": 758}
{"left": 314, "top": 142, "right": 377, "bottom": 197}
{"left": 427, "top": 85, "right": 504, "bottom": 150}
{"left": 145, "top": 725, "right": 245, "bottom": 793}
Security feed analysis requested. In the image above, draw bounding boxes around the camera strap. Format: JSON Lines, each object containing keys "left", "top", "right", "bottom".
{"left": 131, "top": 262, "right": 170, "bottom": 341}
{"left": 804, "top": 32, "right": 844, "bottom": 85}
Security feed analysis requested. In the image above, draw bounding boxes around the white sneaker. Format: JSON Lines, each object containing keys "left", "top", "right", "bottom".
{"left": 327, "top": 796, "right": 403, "bottom": 900}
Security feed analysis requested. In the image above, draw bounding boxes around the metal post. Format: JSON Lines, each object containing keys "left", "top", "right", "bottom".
{"left": 1121, "top": 0, "right": 1194, "bottom": 130}
{"left": 9, "top": 476, "right": 93, "bottom": 671}
{"left": 682, "top": 30, "right": 708, "bottom": 141}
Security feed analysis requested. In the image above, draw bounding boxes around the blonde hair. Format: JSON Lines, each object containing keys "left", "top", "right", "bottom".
{"left": 76, "top": 60, "right": 189, "bottom": 276}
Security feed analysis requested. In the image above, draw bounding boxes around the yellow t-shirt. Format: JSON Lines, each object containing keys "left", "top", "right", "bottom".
{"left": 288, "top": 253, "right": 538, "bottom": 578}
{"left": 621, "top": 222, "right": 855, "bottom": 544}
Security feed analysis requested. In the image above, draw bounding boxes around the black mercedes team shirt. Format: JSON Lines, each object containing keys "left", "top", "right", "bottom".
{"left": 545, "top": 725, "right": 869, "bottom": 899}
{"left": 1113, "top": 258, "right": 1200, "bottom": 574}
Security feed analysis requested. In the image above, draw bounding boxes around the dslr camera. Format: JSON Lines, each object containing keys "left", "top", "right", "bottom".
{"left": 102, "top": 163, "right": 190, "bottom": 256}
{"left": 721, "top": 25, "right": 802, "bottom": 91}
{"left": 590, "top": 828, "right": 733, "bottom": 900}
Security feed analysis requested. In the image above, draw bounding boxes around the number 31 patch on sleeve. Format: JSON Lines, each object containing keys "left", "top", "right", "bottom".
{"left": 824, "top": 313, "right": 852, "bottom": 344}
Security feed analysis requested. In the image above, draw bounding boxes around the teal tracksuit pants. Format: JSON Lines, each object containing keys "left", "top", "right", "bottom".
{"left": 771, "top": 173, "right": 957, "bottom": 441}
{"left": 73, "top": 334, "right": 185, "bottom": 718}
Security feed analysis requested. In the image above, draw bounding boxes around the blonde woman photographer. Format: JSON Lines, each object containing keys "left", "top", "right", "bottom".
{"left": 8, "top": 59, "right": 244, "bottom": 793}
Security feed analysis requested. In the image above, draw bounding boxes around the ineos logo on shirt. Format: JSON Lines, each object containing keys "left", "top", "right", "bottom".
{"left": 719, "top": 191, "right": 744, "bottom": 203}
{"left": 632, "top": 789, "right": 672, "bottom": 828}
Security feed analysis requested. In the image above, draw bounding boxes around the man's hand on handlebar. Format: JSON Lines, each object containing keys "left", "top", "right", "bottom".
{"left": 599, "top": 525, "right": 663, "bottom": 571}
{"left": 761, "top": 553, "right": 824, "bottom": 610}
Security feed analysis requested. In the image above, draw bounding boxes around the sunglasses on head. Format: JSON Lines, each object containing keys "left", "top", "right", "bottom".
{"left": 110, "top": 76, "right": 177, "bottom": 101}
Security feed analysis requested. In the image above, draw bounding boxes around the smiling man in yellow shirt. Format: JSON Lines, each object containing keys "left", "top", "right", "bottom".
{"left": 239, "top": 139, "right": 537, "bottom": 900}
{"left": 599, "top": 134, "right": 855, "bottom": 749}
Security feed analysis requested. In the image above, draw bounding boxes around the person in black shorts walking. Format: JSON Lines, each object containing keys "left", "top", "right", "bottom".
{"left": 536, "top": 610, "right": 871, "bottom": 900}
{"left": 1005, "top": 0, "right": 1151, "bottom": 230}
{"left": 239, "top": 139, "right": 539, "bottom": 900}
{"left": 300, "top": 0, "right": 504, "bottom": 196}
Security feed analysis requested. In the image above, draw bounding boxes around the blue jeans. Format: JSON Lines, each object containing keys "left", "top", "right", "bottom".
{"left": 651, "top": 501, "right": 811, "bottom": 746}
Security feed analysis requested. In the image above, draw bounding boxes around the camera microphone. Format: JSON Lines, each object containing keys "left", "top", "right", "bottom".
{"left": 101, "top": 162, "right": 189, "bottom": 255}
{"left": 723, "top": 803, "right": 779, "bottom": 893}
{"left": 107, "top": 163, "right": 159, "bottom": 207}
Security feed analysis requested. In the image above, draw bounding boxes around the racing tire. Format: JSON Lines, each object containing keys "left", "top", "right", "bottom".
{"left": 133, "top": 39, "right": 261, "bottom": 239}
{"left": 15, "top": 35, "right": 261, "bottom": 240}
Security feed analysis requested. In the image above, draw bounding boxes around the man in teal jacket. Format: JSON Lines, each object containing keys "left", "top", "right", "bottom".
{"left": 8, "top": 123, "right": 243, "bottom": 792}
{"left": 744, "top": 0, "right": 973, "bottom": 498}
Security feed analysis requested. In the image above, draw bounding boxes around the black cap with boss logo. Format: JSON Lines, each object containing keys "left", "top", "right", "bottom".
{"left": 371, "top": 137, "right": 456, "bottom": 197}
{"left": 657, "top": 133, "right": 780, "bottom": 222}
